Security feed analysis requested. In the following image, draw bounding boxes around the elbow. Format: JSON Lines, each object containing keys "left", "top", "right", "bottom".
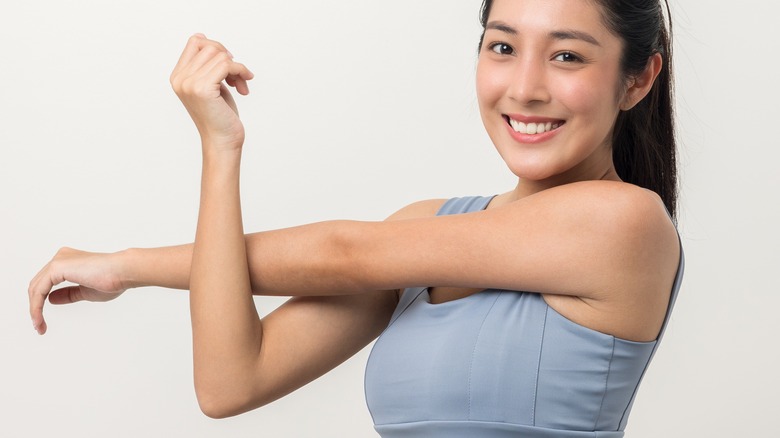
{"left": 198, "top": 399, "right": 233, "bottom": 420}
{"left": 194, "top": 378, "right": 261, "bottom": 419}
{"left": 195, "top": 387, "right": 240, "bottom": 419}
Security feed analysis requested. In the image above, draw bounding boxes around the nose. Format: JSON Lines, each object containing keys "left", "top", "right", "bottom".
{"left": 507, "top": 56, "right": 551, "bottom": 105}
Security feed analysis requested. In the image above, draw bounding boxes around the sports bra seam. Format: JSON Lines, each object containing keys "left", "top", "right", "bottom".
{"left": 594, "top": 336, "right": 616, "bottom": 430}
{"left": 531, "top": 304, "right": 549, "bottom": 426}
{"left": 467, "top": 291, "right": 502, "bottom": 420}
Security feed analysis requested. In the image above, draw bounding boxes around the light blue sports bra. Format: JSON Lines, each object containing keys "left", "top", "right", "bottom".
{"left": 364, "top": 196, "right": 684, "bottom": 437}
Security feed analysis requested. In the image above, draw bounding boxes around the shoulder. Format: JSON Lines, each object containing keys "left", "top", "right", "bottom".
{"left": 502, "top": 180, "right": 680, "bottom": 299}
{"left": 517, "top": 181, "right": 680, "bottom": 341}
{"left": 521, "top": 180, "right": 676, "bottom": 246}
{"left": 548, "top": 180, "right": 678, "bottom": 268}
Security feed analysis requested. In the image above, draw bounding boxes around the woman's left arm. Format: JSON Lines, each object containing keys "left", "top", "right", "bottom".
{"left": 169, "top": 34, "right": 261, "bottom": 400}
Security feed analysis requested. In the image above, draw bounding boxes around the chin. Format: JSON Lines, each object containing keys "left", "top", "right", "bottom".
{"left": 501, "top": 154, "right": 564, "bottom": 182}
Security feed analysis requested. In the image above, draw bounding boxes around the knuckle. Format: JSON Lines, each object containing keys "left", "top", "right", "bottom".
{"left": 48, "top": 259, "right": 61, "bottom": 274}
{"left": 171, "top": 79, "right": 183, "bottom": 95}
{"left": 188, "top": 34, "right": 204, "bottom": 45}
{"left": 179, "top": 78, "right": 195, "bottom": 95}
{"left": 201, "top": 45, "right": 218, "bottom": 56}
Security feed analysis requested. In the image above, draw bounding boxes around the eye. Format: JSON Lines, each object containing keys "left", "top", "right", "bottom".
{"left": 553, "top": 51, "right": 582, "bottom": 63}
{"left": 489, "top": 42, "right": 514, "bottom": 56}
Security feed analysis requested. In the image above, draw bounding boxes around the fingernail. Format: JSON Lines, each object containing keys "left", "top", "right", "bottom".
{"left": 228, "top": 50, "right": 234, "bottom": 58}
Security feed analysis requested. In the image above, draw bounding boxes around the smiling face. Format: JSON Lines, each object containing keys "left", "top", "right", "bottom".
{"left": 477, "top": 0, "right": 628, "bottom": 187}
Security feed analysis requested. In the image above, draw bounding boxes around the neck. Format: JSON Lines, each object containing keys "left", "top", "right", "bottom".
{"left": 496, "top": 165, "right": 621, "bottom": 207}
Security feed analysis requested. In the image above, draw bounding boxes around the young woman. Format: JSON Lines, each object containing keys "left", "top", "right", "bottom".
{"left": 28, "top": 0, "right": 683, "bottom": 436}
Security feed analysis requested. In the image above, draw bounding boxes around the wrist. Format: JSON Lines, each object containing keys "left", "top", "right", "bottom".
{"left": 114, "top": 248, "right": 142, "bottom": 289}
{"left": 200, "top": 137, "right": 244, "bottom": 157}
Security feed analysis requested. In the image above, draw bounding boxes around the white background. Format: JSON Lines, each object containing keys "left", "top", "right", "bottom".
{"left": 2, "top": 1, "right": 778, "bottom": 437}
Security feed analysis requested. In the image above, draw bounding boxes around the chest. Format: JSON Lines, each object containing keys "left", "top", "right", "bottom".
{"left": 365, "top": 288, "right": 655, "bottom": 431}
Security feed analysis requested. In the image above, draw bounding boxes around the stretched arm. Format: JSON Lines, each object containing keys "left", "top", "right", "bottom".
{"left": 30, "top": 183, "right": 679, "bottom": 334}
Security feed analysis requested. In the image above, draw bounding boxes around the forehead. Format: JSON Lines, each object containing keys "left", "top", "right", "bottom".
{"left": 486, "top": 0, "right": 615, "bottom": 43}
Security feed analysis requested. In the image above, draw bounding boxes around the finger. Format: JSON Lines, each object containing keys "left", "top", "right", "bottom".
{"left": 179, "top": 36, "right": 234, "bottom": 75}
{"left": 181, "top": 44, "right": 226, "bottom": 80}
{"left": 195, "top": 36, "right": 232, "bottom": 58}
{"left": 187, "top": 55, "right": 251, "bottom": 99}
{"left": 232, "top": 78, "right": 249, "bottom": 96}
{"left": 28, "top": 273, "right": 53, "bottom": 335}
{"left": 231, "top": 61, "right": 254, "bottom": 81}
{"left": 172, "top": 34, "right": 207, "bottom": 78}
{"left": 48, "top": 285, "right": 86, "bottom": 305}
{"left": 220, "top": 84, "right": 238, "bottom": 113}
{"left": 172, "top": 37, "right": 235, "bottom": 90}
{"left": 28, "top": 253, "right": 70, "bottom": 335}
{"left": 218, "top": 61, "right": 254, "bottom": 96}
{"left": 227, "top": 65, "right": 253, "bottom": 96}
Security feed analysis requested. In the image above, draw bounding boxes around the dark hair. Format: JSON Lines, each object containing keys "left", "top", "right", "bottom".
{"left": 478, "top": 0, "right": 678, "bottom": 220}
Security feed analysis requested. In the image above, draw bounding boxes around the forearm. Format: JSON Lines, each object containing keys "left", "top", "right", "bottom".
{"left": 190, "top": 150, "right": 262, "bottom": 411}
{"left": 121, "top": 245, "right": 192, "bottom": 291}
{"left": 119, "top": 222, "right": 355, "bottom": 296}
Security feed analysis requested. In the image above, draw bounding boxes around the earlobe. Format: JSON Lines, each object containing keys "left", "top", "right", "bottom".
{"left": 620, "top": 53, "right": 663, "bottom": 111}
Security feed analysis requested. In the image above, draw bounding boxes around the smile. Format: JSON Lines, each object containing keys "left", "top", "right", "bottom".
{"left": 505, "top": 116, "right": 564, "bottom": 135}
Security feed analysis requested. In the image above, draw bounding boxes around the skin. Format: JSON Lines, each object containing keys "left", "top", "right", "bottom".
{"left": 27, "top": 0, "right": 679, "bottom": 419}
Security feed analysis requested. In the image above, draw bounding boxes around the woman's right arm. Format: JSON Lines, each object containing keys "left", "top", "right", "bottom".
{"left": 28, "top": 197, "right": 444, "bottom": 330}
{"left": 28, "top": 199, "right": 443, "bottom": 417}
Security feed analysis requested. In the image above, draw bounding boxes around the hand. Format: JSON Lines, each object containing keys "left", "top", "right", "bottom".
{"left": 29, "top": 247, "right": 128, "bottom": 335}
{"left": 170, "top": 34, "right": 254, "bottom": 152}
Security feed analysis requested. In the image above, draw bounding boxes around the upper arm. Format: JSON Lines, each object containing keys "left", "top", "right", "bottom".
{"left": 343, "top": 182, "right": 679, "bottom": 304}
{"left": 248, "top": 292, "right": 396, "bottom": 409}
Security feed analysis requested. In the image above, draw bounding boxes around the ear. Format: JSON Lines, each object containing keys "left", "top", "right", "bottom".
{"left": 620, "top": 52, "right": 663, "bottom": 111}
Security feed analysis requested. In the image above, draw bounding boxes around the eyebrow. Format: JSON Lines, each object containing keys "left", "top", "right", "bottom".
{"left": 549, "top": 30, "right": 601, "bottom": 47}
{"left": 485, "top": 21, "right": 602, "bottom": 47}
{"left": 486, "top": 21, "right": 518, "bottom": 35}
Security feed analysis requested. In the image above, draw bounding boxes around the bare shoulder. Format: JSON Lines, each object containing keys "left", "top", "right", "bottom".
{"left": 385, "top": 198, "right": 448, "bottom": 221}
{"left": 557, "top": 180, "right": 678, "bottom": 273}
{"left": 523, "top": 180, "right": 678, "bottom": 251}
{"left": 530, "top": 180, "right": 680, "bottom": 341}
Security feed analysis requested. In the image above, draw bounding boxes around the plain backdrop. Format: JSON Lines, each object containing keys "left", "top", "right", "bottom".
{"left": 2, "top": 1, "right": 778, "bottom": 437}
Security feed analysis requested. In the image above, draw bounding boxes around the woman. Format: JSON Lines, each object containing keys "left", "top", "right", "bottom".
{"left": 28, "top": 0, "right": 683, "bottom": 436}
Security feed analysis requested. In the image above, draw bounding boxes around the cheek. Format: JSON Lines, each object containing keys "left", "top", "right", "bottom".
{"left": 476, "top": 60, "right": 505, "bottom": 110}
{"left": 555, "top": 73, "right": 620, "bottom": 121}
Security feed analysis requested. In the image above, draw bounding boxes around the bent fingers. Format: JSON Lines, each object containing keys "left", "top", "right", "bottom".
{"left": 28, "top": 266, "right": 55, "bottom": 335}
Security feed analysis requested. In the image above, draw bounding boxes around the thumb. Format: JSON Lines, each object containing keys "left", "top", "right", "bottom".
{"left": 48, "top": 285, "right": 92, "bottom": 305}
{"left": 220, "top": 83, "right": 239, "bottom": 116}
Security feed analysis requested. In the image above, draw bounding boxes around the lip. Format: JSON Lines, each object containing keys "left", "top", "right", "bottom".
{"left": 504, "top": 113, "right": 565, "bottom": 124}
{"left": 502, "top": 115, "right": 565, "bottom": 144}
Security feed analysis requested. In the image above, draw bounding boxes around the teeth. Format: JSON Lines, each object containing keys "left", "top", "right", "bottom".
{"left": 508, "top": 118, "right": 562, "bottom": 135}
